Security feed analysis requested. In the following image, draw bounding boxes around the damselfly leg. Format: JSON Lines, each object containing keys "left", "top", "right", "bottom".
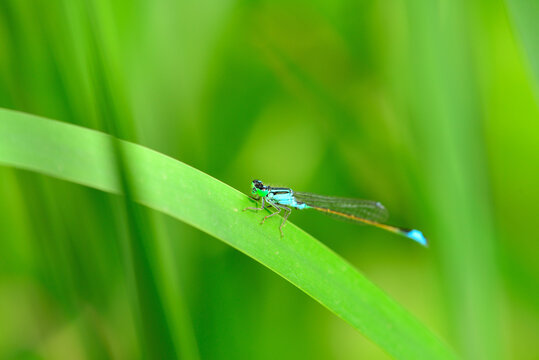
{"left": 243, "top": 196, "right": 266, "bottom": 211}
{"left": 279, "top": 206, "right": 291, "bottom": 236}
{"left": 261, "top": 201, "right": 282, "bottom": 224}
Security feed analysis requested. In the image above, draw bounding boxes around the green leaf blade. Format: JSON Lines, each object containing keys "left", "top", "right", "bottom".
{"left": 0, "top": 108, "right": 457, "bottom": 360}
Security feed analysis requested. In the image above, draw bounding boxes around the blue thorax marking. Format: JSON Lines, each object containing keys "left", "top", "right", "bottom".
{"left": 267, "top": 187, "right": 308, "bottom": 210}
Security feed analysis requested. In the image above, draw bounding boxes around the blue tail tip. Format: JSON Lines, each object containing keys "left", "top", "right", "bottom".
{"left": 406, "top": 229, "right": 428, "bottom": 247}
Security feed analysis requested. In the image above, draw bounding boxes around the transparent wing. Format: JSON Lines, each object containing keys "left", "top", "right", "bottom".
{"left": 294, "top": 192, "right": 389, "bottom": 223}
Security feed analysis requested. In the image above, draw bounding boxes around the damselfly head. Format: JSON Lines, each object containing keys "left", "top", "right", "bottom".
{"left": 251, "top": 179, "right": 269, "bottom": 197}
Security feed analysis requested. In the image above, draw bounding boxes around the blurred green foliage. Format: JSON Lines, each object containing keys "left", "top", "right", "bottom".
{"left": 0, "top": 0, "right": 538, "bottom": 359}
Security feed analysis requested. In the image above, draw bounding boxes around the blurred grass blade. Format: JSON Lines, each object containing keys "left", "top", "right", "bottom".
{"left": 405, "top": 2, "right": 500, "bottom": 358}
{"left": 0, "top": 108, "right": 457, "bottom": 360}
{"left": 506, "top": 0, "right": 539, "bottom": 102}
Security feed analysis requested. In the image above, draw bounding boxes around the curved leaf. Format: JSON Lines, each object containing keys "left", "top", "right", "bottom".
{"left": 0, "top": 108, "right": 457, "bottom": 359}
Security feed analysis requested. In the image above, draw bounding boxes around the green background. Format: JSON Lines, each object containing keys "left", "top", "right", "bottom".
{"left": 0, "top": 0, "right": 538, "bottom": 359}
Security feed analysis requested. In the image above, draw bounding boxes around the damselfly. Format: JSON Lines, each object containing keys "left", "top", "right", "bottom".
{"left": 243, "top": 179, "right": 427, "bottom": 246}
